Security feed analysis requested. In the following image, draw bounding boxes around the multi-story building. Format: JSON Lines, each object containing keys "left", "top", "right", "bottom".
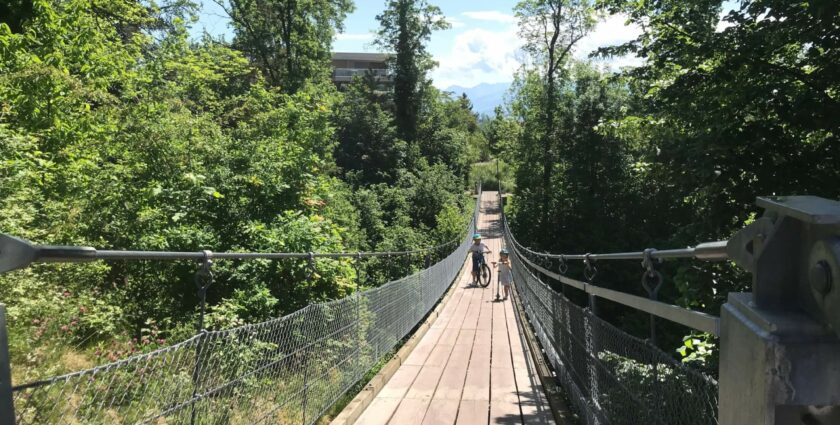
{"left": 331, "top": 52, "right": 392, "bottom": 88}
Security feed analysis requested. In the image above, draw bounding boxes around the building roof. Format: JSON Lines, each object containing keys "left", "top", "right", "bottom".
{"left": 331, "top": 52, "right": 391, "bottom": 62}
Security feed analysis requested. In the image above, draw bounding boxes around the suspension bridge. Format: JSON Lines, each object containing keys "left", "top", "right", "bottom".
{"left": 0, "top": 188, "right": 838, "bottom": 425}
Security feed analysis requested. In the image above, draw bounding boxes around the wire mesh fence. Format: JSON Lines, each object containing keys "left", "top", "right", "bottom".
{"left": 10, "top": 208, "right": 477, "bottom": 425}
{"left": 505, "top": 232, "right": 719, "bottom": 425}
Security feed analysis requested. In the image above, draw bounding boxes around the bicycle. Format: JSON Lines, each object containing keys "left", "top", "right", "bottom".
{"left": 473, "top": 254, "right": 492, "bottom": 287}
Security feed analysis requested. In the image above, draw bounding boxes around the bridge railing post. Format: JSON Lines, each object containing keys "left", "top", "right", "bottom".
{"left": 0, "top": 305, "right": 15, "bottom": 425}
{"left": 720, "top": 196, "right": 840, "bottom": 425}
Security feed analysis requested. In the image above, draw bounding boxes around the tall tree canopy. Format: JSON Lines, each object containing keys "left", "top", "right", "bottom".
{"left": 375, "top": 0, "right": 449, "bottom": 143}
{"left": 505, "top": 0, "right": 840, "bottom": 361}
{"left": 514, "top": 0, "right": 596, "bottom": 233}
{"left": 221, "top": 0, "right": 354, "bottom": 91}
{"left": 0, "top": 0, "right": 476, "bottom": 385}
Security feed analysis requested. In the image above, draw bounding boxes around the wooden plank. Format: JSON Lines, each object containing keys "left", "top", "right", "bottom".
{"left": 438, "top": 327, "right": 460, "bottom": 346}
{"left": 447, "top": 291, "right": 473, "bottom": 329}
{"left": 433, "top": 287, "right": 467, "bottom": 329}
{"left": 455, "top": 329, "right": 476, "bottom": 346}
{"left": 405, "top": 365, "right": 445, "bottom": 400}
{"left": 389, "top": 398, "right": 431, "bottom": 425}
{"left": 489, "top": 398, "right": 522, "bottom": 425}
{"left": 354, "top": 397, "right": 401, "bottom": 425}
{"left": 461, "top": 345, "right": 490, "bottom": 401}
{"left": 461, "top": 289, "right": 482, "bottom": 330}
{"left": 378, "top": 365, "right": 422, "bottom": 399}
{"left": 456, "top": 400, "right": 489, "bottom": 425}
{"left": 473, "top": 330, "right": 492, "bottom": 347}
{"left": 476, "top": 295, "right": 493, "bottom": 331}
{"left": 491, "top": 337, "right": 512, "bottom": 370}
{"left": 490, "top": 366, "right": 519, "bottom": 403}
{"left": 421, "top": 399, "right": 460, "bottom": 425}
{"left": 433, "top": 343, "right": 471, "bottom": 400}
{"left": 404, "top": 328, "right": 444, "bottom": 366}
{"left": 424, "top": 343, "right": 454, "bottom": 367}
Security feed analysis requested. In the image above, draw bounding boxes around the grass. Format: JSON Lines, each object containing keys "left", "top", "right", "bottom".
{"left": 470, "top": 159, "right": 516, "bottom": 192}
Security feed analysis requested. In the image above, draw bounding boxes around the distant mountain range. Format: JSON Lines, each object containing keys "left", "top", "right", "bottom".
{"left": 444, "top": 82, "right": 511, "bottom": 117}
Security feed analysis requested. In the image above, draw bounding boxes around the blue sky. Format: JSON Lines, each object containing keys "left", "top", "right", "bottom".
{"left": 192, "top": 1, "right": 733, "bottom": 89}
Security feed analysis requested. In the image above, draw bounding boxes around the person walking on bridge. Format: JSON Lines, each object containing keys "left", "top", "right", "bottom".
{"left": 493, "top": 248, "right": 513, "bottom": 300}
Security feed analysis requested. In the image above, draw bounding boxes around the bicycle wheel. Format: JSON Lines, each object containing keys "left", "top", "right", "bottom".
{"left": 479, "top": 263, "right": 492, "bottom": 287}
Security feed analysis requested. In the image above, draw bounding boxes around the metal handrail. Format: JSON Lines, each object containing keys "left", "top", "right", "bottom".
{"left": 0, "top": 219, "right": 470, "bottom": 273}
{"left": 504, "top": 218, "right": 729, "bottom": 262}
{"left": 508, "top": 240, "right": 721, "bottom": 335}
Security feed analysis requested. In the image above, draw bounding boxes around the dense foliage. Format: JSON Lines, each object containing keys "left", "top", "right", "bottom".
{"left": 375, "top": 0, "right": 449, "bottom": 144}
{"left": 504, "top": 0, "right": 840, "bottom": 366}
{"left": 0, "top": 0, "right": 478, "bottom": 385}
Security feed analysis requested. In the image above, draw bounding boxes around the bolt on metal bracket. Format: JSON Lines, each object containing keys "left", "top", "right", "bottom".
{"left": 720, "top": 195, "right": 840, "bottom": 425}
{"left": 727, "top": 195, "right": 840, "bottom": 336}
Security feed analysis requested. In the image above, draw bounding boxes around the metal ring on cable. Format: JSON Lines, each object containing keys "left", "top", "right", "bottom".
{"left": 641, "top": 269, "right": 664, "bottom": 298}
{"left": 641, "top": 248, "right": 663, "bottom": 297}
{"left": 305, "top": 252, "right": 315, "bottom": 280}
{"left": 583, "top": 254, "right": 597, "bottom": 282}
{"left": 558, "top": 254, "right": 568, "bottom": 275}
{"left": 195, "top": 250, "right": 214, "bottom": 291}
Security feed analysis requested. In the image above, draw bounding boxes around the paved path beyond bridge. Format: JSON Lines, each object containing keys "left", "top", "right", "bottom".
{"left": 353, "top": 191, "right": 555, "bottom": 425}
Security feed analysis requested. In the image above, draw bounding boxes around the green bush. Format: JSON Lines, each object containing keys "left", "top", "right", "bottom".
{"left": 470, "top": 160, "right": 516, "bottom": 192}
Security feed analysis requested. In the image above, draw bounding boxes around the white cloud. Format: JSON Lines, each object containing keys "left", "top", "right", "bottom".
{"left": 431, "top": 12, "right": 648, "bottom": 88}
{"left": 462, "top": 10, "right": 517, "bottom": 24}
{"left": 574, "top": 14, "right": 644, "bottom": 68}
{"left": 432, "top": 27, "right": 523, "bottom": 89}
{"left": 447, "top": 16, "right": 466, "bottom": 29}
{"left": 336, "top": 32, "right": 373, "bottom": 41}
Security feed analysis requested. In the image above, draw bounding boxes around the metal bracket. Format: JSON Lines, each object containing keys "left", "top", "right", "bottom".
{"left": 0, "top": 234, "right": 96, "bottom": 274}
{"left": 726, "top": 195, "right": 840, "bottom": 336}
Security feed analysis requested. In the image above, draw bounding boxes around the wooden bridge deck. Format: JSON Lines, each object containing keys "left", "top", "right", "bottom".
{"left": 353, "top": 192, "right": 555, "bottom": 425}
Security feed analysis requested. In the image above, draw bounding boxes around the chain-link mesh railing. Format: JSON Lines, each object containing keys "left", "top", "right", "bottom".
{"left": 10, "top": 196, "right": 479, "bottom": 425}
{"left": 504, "top": 228, "right": 719, "bottom": 425}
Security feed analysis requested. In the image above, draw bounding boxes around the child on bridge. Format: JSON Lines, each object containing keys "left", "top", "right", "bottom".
{"left": 493, "top": 248, "right": 512, "bottom": 300}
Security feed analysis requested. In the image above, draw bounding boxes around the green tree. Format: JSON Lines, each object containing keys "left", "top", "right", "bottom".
{"left": 0, "top": 0, "right": 473, "bottom": 386}
{"left": 333, "top": 74, "right": 407, "bottom": 185}
{"left": 594, "top": 0, "right": 840, "bottom": 310}
{"left": 514, "top": 0, "right": 596, "bottom": 232}
{"left": 220, "top": 0, "right": 354, "bottom": 91}
{"left": 482, "top": 106, "right": 521, "bottom": 163}
{"left": 375, "top": 0, "right": 449, "bottom": 143}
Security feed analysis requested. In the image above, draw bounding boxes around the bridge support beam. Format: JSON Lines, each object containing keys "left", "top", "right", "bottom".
{"left": 720, "top": 196, "right": 840, "bottom": 425}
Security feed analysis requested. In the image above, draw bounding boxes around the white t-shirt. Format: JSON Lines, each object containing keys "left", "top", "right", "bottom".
{"left": 469, "top": 243, "right": 490, "bottom": 257}
{"left": 498, "top": 261, "right": 513, "bottom": 284}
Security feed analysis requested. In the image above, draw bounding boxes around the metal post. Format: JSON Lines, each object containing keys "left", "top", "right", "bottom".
{"left": 190, "top": 252, "right": 213, "bottom": 425}
{"left": 354, "top": 253, "right": 363, "bottom": 381}
{"left": 301, "top": 348, "right": 310, "bottom": 425}
{"left": 720, "top": 196, "right": 840, "bottom": 425}
{"left": 582, "top": 255, "right": 600, "bottom": 413}
{"left": 495, "top": 159, "right": 500, "bottom": 192}
{"left": 0, "top": 305, "right": 16, "bottom": 425}
{"left": 641, "top": 249, "right": 664, "bottom": 418}
{"left": 584, "top": 255, "right": 598, "bottom": 316}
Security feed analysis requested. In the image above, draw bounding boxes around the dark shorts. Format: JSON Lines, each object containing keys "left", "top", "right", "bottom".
{"left": 472, "top": 254, "right": 483, "bottom": 273}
